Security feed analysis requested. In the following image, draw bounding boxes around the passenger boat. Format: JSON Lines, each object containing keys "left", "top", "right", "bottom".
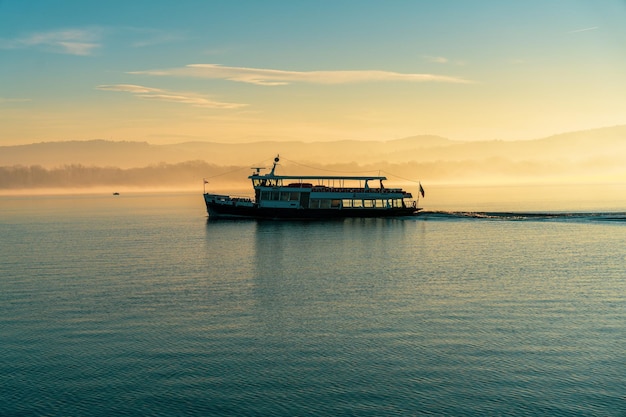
{"left": 203, "top": 156, "right": 423, "bottom": 219}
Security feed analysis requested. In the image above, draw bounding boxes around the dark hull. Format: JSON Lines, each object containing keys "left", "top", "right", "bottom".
{"left": 206, "top": 202, "right": 420, "bottom": 219}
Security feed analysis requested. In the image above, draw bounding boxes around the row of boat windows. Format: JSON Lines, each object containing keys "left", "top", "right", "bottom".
{"left": 309, "top": 199, "right": 406, "bottom": 209}
{"left": 259, "top": 190, "right": 405, "bottom": 202}
{"left": 260, "top": 191, "right": 406, "bottom": 207}
{"left": 261, "top": 191, "right": 301, "bottom": 201}
{"left": 259, "top": 191, "right": 407, "bottom": 208}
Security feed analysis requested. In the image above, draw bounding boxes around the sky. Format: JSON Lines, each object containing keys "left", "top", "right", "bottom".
{"left": 1, "top": 0, "right": 625, "bottom": 146}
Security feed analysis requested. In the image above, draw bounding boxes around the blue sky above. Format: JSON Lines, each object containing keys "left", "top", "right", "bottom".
{"left": 1, "top": 0, "right": 625, "bottom": 144}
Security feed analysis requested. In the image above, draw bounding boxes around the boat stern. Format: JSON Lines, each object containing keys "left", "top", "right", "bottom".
{"left": 204, "top": 193, "right": 256, "bottom": 218}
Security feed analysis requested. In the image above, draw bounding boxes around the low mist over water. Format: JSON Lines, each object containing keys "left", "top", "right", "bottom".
{"left": 2, "top": 126, "right": 626, "bottom": 195}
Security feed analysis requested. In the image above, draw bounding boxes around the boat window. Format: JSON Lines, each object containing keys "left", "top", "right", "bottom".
{"left": 261, "top": 191, "right": 279, "bottom": 200}
{"left": 309, "top": 199, "right": 332, "bottom": 209}
{"left": 342, "top": 199, "right": 353, "bottom": 208}
{"left": 331, "top": 200, "right": 341, "bottom": 208}
{"left": 289, "top": 192, "right": 300, "bottom": 201}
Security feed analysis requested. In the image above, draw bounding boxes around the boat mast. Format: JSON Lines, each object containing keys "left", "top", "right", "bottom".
{"left": 269, "top": 155, "right": 280, "bottom": 176}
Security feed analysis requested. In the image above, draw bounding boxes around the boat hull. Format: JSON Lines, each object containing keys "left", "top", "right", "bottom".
{"left": 205, "top": 199, "right": 420, "bottom": 219}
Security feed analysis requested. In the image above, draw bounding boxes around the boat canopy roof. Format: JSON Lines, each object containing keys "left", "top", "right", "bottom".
{"left": 249, "top": 174, "right": 387, "bottom": 181}
{"left": 249, "top": 156, "right": 387, "bottom": 181}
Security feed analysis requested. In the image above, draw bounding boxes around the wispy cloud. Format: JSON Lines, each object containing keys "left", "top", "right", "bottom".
{"left": 0, "top": 28, "right": 102, "bottom": 55}
{"left": 129, "top": 64, "right": 472, "bottom": 86}
{"left": 0, "top": 97, "right": 31, "bottom": 104}
{"left": 97, "top": 85, "right": 162, "bottom": 94}
{"left": 423, "top": 55, "right": 449, "bottom": 64}
{"left": 0, "top": 26, "right": 189, "bottom": 55}
{"left": 423, "top": 56, "right": 467, "bottom": 66}
{"left": 567, "top": 26, "right": 599, "bottom": 34}
{"left": 96, "top": 84, "right": 247, "bottom": 109}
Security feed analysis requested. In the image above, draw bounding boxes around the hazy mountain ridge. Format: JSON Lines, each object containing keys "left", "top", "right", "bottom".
{"left": 0, "top": 135, "right": 454, "bottom": 168}
{"left": 1, "top": 125, "right": 625, "bottom": 190}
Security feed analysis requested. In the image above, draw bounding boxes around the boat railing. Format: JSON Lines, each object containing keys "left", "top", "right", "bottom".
{"left": 206, "top": 193, "right": 253, "bottom": 202}
{"left": 309, "top": 186, "right": 408, "bottom": 194}
{"left": 230, "top": 197, "right": 254, "bottom": 203}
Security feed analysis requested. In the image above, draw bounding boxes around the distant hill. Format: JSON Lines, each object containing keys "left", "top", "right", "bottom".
{"left": 1, "top": 125, "right": 625, "bottom": 189}
{"left": 0, "top": 135, "right": 457, "bottom": 168}
{"left": 0, "top": 140, "right": 185, "bottom": 169}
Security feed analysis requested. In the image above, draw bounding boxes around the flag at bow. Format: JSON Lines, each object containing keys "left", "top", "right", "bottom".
{"left": 419, "top": 182, "right": 425, "bottom": 198}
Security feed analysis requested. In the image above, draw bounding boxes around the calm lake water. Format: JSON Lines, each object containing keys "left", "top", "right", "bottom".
{"left": 1, "top": 192, "right": 625, "bottom": 416}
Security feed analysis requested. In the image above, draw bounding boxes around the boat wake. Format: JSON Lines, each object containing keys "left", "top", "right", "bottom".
{"left": 419, "top": 211, "right": 626, "bottom": 223}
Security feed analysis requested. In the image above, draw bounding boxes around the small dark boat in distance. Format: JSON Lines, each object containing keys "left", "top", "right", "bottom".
{"left": 203, "top": 156, "right": 423, "bottom": 219}
{"left": 112, "top": 192, "right": 120, "bottom": 196}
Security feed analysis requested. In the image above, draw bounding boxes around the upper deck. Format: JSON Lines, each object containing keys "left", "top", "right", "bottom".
{"left": 249, "top": 173, "right": 387, "bottom": 181}
{"left": 249, "top": 156, "right": 388, "bottom": 186}
{"left": 247, "top": 155, "right": 415, "bottom": 202}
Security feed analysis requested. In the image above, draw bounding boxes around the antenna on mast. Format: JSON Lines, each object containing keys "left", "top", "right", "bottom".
{"left": 269, "top": 154, "right": 280, "bottom": 176}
